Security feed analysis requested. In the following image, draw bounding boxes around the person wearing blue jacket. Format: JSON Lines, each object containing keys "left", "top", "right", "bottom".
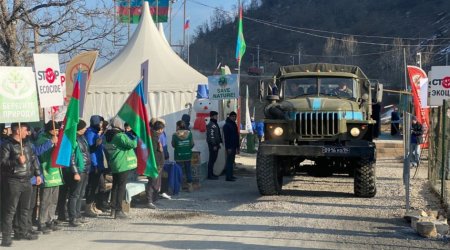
{"left": 222, "top": 112, "right": 240, "bottom": 182}
{"left": 84, "top": 115, "right": 105, "bottom": 217}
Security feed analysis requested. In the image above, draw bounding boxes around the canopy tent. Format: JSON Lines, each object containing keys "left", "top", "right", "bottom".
{"left": 84, "top": 1, "right": 206, "bottom": 153}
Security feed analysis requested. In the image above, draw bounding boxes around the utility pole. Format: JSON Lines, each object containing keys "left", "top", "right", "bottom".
{"left": 257, "top": 44, "right": 260, "bottom": 68}
{"left": 169, "top": 0, "right": 173, "bottom": 44}
{"left": 446, "top": 52, "right": 448, "bottom": 66}
{"left": 298, "top": 48, "right": 301, "bottom": 64}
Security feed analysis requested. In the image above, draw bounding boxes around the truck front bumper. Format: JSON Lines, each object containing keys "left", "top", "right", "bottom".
{"left": 259, "top": 143, "right": 376, "bottom": 159}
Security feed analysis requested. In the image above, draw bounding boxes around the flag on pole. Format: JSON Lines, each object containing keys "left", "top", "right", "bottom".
{"left": 245, "top": 85, "right": 253, "bottom": 133}
{"left": 184, "top": 18, "right": 190, "bottom": 30}
{"left": 116, "top": 0, "right": 169, "bottom": 23}
{"left": 117, "top": 80, "right": 158, "bottom": 178}
{"left": 235, "top": 5, "right": 246, "bottom": 67}
{"left": 51, "top": 69, "right": 81, "bottom": 167}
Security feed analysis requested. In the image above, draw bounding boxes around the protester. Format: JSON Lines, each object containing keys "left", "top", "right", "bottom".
{"left": 391, "top": 107, "right": 400, "bottom": 136}
{"left": 172, "top": 120, "right": 194, "bottom": 192}
{"left": 146, "top": 121, "right": 165, "bottom": 209}
{"left": 104, "top": 117, "right": 137, "bottom": 219}
{"left": 223, "top": 112, "right": 240, "bottom": 182}
{"left": 255, "top": 121, "right": 265, "bottom": 144}
{"left": 84, "top": 115, "right": 105, "bottom": 217}
{"left": 206, "top": 111, "right": 222, "bottom": 180}
{"left": 65, "top": 120, "right": 91, "bottom": 227}
{"left": 1, "top": 123, "right": 41, "bottom": 246}
{"left": 35, "top": 121, "right": 63, "bottom": 233}
{"left": 410, "top": 117, "right": 423, "bottom": 167}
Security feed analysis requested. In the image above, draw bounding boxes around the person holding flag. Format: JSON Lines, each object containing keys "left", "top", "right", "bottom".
{"left": 103, "top": 117, "right": 137, "bottom": 219}
{"left": 1, "top": 123, "right": 42, "bottom": 246}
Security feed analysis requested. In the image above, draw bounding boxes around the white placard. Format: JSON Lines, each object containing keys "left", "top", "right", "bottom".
{"left": 208, "top": 74, "right": 239, "bottom": 100}
{"left": 0, "top": 67, "right": 40, "bottom": 123}
{"left": 33, "top": 53, "right": 64, "bottom": 108}
{"left": 428, "top": 66, "right": 450, "bottom": 106}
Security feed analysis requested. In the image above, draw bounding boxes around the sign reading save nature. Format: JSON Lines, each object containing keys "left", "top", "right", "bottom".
{"left": 208, "top": 74, "right": 239, "bottom": 100}
{"left": 0, "top": 67, "right": 40, "bottom": 123}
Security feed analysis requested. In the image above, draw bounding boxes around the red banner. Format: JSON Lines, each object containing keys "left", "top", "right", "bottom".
{"left": 407, "top": 65, "right": 430, "bottom": 148}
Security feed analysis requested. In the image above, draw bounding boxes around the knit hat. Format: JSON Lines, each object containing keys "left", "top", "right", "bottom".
{"left": 77, "top": 119, "right": 87, "bottom": 131}
{"left": 110, "top": 117, "right": 124, "bottom": 129}
{"left": 229, "top": 111, "right": 237, "bottom": 117}
{"left": 210, "top": 111, "right": 218, "bottom": 117}
{"left": 45, "top": 121, "right": 61, "bottom": 132}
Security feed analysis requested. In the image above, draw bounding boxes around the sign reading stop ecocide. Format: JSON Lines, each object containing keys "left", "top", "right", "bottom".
{"left": 428, "top": 66, "right": 450, "bottom": 106}
{"left": 33, "top": 53, "right": 64, "bottom": 108}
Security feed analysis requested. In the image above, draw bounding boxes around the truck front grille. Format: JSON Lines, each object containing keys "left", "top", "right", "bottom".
{"left": 296, "top": 112, "right": 339, "bottom": 137}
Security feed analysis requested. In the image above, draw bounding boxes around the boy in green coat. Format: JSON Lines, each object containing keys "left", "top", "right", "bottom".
{"left": 171, "top": 120, "right": 194, "bottom": 192}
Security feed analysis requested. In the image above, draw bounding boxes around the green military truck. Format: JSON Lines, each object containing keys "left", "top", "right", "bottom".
{"left": 257, "top": 63, "right": 382, "bottom": 198}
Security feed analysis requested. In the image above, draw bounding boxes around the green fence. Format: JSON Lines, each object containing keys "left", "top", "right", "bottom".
{"left": 428, "top": 100, "right": 450, "bottom": 211}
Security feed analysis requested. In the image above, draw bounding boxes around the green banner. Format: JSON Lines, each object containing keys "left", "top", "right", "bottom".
{"left": 0, "top": 67, "right": 40, "bottom": 123}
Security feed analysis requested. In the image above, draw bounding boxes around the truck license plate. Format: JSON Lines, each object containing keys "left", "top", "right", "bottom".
{"left": 322, "top": 147, "right": 350, "bottom": 154}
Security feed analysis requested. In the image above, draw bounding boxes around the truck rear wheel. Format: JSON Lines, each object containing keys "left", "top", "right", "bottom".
{"left": 354, "top": 159, "right": 376, "bottom": 197}
{"left": 256, "top": 152, "right": 282, "bottom": 195}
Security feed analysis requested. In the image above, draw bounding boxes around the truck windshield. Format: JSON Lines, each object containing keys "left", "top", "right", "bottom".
{"left": 284, "top": 77, "right": 355, "bottom": 99}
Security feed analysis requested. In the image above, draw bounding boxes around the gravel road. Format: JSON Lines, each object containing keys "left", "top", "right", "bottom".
{"left": 11, "top": 153, "right": 450, "bottom": 250}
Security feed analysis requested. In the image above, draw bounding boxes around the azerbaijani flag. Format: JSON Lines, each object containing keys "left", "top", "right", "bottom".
{"left": 149, "top": 0, "right": 169, "bottom": 23}
{"left": 116, "top": 0, "right": 168, "bottom": 23}
{"left": 51, "top": 69, "right": 81, "bottom": 167}
{"left": 235, "top": 5, "right": 246, "bottom": 67}
{"left": 117, "top": 80, "right": 158, "bottom": 178}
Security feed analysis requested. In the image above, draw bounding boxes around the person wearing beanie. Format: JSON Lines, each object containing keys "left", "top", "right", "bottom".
{"left": 171, "top": 120, "right": 195, "bottom": 192}
{"left": 63, "top": 119, "right": 91, "bottom": 227}
{"left": 206, "top": 110, "right": 222, "bottom": 180}
{"left": 103, "top": 117, "right": 137, "bottom": 219}
{"left": 84, "top": 115, "right": 106, "bottom": 217}
{"left": 34, "top": 121, "right": 63, "bottom": 234}
{"left": 223, "top": 112, "right": 239, "bottom": 182}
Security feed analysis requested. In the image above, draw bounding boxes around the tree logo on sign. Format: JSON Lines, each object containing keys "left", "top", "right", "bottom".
{"left": 0, "top": 70, "right": 34, "bottom": 99}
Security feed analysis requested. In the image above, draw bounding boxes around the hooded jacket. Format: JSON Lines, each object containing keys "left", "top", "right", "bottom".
{"left": 104, "top": 128, "right": 137, "bottom": 174}
{"left": 171, "top": 130, "right": 194, "bottom": 162}
{"left": 85, "top": 115, "right": 105, "bottom": 172}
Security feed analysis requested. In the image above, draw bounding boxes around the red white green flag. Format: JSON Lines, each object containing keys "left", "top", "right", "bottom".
{"left": 117, "top": 80, "right": 158, "bottom": 178}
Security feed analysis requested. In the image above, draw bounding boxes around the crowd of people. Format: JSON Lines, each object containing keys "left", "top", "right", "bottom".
{"left": 0, "top": 110, "right": 241, "bottom": 247}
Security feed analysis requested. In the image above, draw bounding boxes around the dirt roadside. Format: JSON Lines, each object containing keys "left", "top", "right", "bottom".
{"left": 10, "top": 153, "right": 450, "bottom": 250}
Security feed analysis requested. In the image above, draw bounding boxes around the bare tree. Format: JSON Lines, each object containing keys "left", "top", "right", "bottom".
{"left": 0, "top": 0, "right": 124, "bottom": 66}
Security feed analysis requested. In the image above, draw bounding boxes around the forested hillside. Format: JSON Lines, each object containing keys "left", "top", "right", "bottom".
{"left": 189, "top": 0, "right": 450, "bottom": 89}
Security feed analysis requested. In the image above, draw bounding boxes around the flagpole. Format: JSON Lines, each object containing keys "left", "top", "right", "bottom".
{"left": 187, "top": 28, "right": 190, "bottom": 65}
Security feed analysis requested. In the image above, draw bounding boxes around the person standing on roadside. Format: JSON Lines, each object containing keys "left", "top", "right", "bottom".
{"left": 206, "top": 111, "right": 222, "bottom": 180}
{"left": 1, "top": 123, "right": 42, "bottom": 247}
{"left": 66, "top": 120, "right": 91, "bottom": 227}
{"left": 35, "top": 121, "right": 63, "bottom": 234}
{"left": 172, "top": 120, "right": 194, "bottom": 192}
{"left": 146, "top": 121, "right": 165, "bottom": 209}
{"left": 104, "top": 117, "right": 137, "bottom": 219}
{"left": 410, "top": 117, "right": 423, "bottom": 167}
{"left": 223, "top": 112, "right": 240, "bottom": 182}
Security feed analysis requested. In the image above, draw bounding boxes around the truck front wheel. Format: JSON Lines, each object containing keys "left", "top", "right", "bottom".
{"left": 354, "top": 159, "right": 376, "bottom": 198}
{"left": 256, "top": 152, "right": 282, "bottom": 195}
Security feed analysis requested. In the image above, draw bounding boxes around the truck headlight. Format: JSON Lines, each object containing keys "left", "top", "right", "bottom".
{"left": 273, "top": 127, "right": 284, "bottom": 136}
{"left": 350, "top": 127, "right": 360, "bottom": 137}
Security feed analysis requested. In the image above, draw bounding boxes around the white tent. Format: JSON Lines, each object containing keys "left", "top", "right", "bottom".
{"left": 84, "top": 1, "right": 206, "bottom": 147}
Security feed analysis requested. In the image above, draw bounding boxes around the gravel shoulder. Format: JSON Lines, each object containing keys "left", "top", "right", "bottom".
{"left": 12, "top": 153, "right": 450, "bottom": 250}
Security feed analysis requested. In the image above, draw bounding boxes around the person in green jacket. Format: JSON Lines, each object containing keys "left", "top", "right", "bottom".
{"left": 35, "top": 121, "right": 63, "bottom": 233}
{"left": 103, "top": 117, "right": 137, "bottom": 219}
{"left": 172, "top": 120, "right": 194, "bottom": 192}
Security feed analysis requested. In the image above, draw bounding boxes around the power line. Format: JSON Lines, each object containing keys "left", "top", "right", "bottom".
{"left": 187, "top": 0, "right": 449, "bottom": 48}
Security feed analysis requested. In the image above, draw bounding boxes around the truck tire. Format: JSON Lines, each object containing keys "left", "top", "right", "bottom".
{"left": 256, "top": 152, "right": 282, "bottom": 195}
{"left": 354, "top": 159, "right": 376, "bottom": 197}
